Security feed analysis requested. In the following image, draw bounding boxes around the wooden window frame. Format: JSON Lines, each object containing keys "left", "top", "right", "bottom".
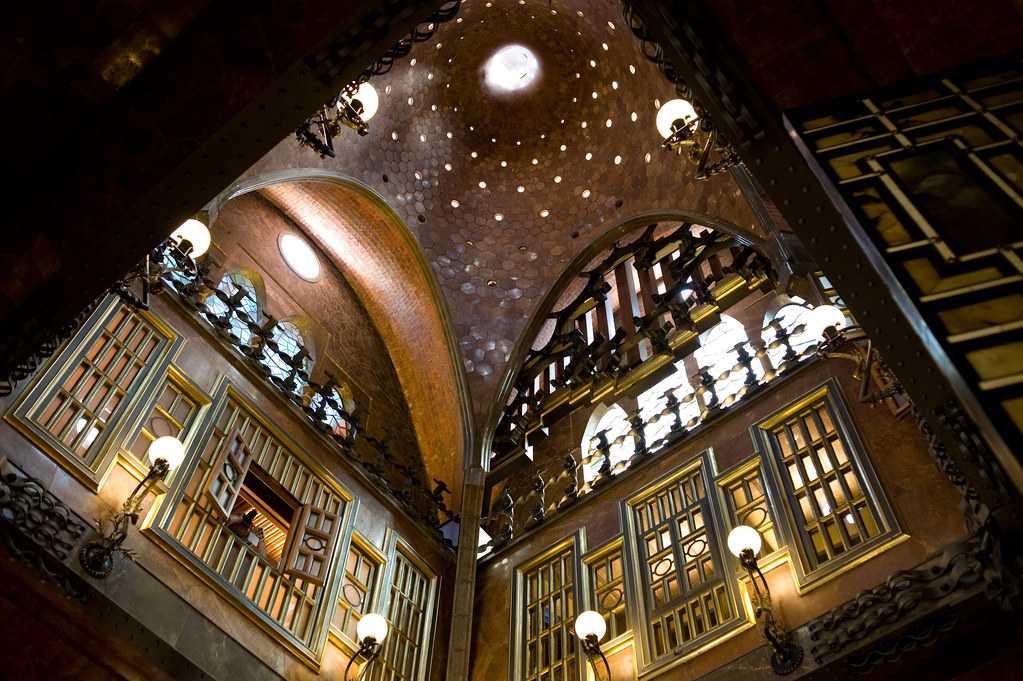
{"left": 751, "top": 378, "right": 905, "bottom": 591}
{"left": 370, "top": 531, "right": 439, "bottom": 681}
{"left": 621, "top": 451, "right": 750, "bottom": 678}
{"left": 5, "top": 295, "right": 182, "bottom": 490}
{"left": 146, "top": 382, "right": 356, "bottom": 667}
{"left": 715, "top": 457, "right": 786, "bottom": 574}
{"left": 510, "top": 530, "right": 585, "bottom": 681}
{"left": 580, "top": 536, "right": 631, "bottom": 653}
{"left": 329, "top": 532, "right": 386, "bottom": 654}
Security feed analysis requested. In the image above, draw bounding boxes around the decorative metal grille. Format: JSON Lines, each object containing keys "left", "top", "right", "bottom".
{"left": 333, "top": 538, "right": 382, "bottom": 644}
{"left": 518, "top": 543, "right": 579, "bottom": 681}
{"left": 586, "top": 541, "right": 629, "bottom": 642}
{"left": 753, "top": 381, "right": 900, "bottom": 584}
{"left": 157, "top": 388, "right": 349, "bottom": 655}
{"left": 625, "top": 455, "right": 741, "bottom": 671}
{"left": 371, "top": 548, "right": 435, "bottom": 681}
{"left": 788, "top": 57, "right": 1023, "bottom": 456}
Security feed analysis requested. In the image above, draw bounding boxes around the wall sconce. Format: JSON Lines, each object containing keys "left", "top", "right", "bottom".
{"left": 656, "top": 98, "right": 738, "bottom": 180}
{"left": 79, "top": 436, "right": 186, "bottom": 578}
{"left": 113, "top": 215, "right": 211, "bottom": 311}
{"left": 727, "top": 525, "right": 803, "bottom": 675}
{"left": 574, "top": 610, "right": 611, "bottom": 680}
{"left": 343, "top": 613, "right": 389, "bottom": 681}
{"left": 806, "top": 304, "right": 905, "bottom": 406}
{"left": 297, "top": 81, "right": 379, "bottom": 158}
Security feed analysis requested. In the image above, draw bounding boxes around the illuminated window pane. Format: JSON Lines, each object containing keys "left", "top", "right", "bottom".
{"left": 582, "top": 404, "right": 634, "bottom": 482}
{"left": 694, "top": 315, "right": 764, "bottom": 406}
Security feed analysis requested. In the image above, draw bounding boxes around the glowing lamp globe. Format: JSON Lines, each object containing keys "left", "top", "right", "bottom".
{"left": 656, "top": 98, "right": 699, "bottom": 139}
{"left": 727, "top": 525, "right": 763, "bottom": 558}
{"left": 804, "top": 304, "right": 847, "bottom": 341}
{"left": 574, "top": 610, "right": 606, "bottom": 642}
{"left": 357, "top": 613, "right": 389, "bottom": 644}
{"left": 147, "top": 436, "right": 186, "bottom": 471}
{"left": 351, "top": 82, "right": 379, "bottom": 121}
{"left": 170, "top": 218, "right": 211, "bottom": 258}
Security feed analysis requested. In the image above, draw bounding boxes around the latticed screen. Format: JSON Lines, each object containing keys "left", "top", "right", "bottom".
{"left": 333, "top": 541, "right": 381, "bottom": 643}
{"left": 631, "top": 464, "right": 736, "bottom": 659}
{"left": 123, "top": 376, "right": 200, "bottom": 466}
{"left": 722, "top": 466, "right": 779, "bottom": 556}
{"left": 163, "top": 392, "right": 347, "bottom": 650}
{"left": 588, "top": 545, "right": 628, "bottom": 641}
{"left": 789, "top": 59, "right": 1023, "bottom": 451}
{"left": 521, "top": 544, "right": 578, "bottom": 681}
{"left": 767, "top": 398, "right": 882, "bottom": 567}
{"left": 370, "top": 550, "right": 434, "bottom": 681}
{"left": 28, "top": 302, "right": 167, "bottom": 465}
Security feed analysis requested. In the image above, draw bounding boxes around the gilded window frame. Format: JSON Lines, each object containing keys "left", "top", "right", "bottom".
{"left": 370, "top": 530, "right": 440, "bottom": 681}
{"left": 5, "top": 294, "right": 184, "bottom": 491}
{"left": 144, "top": 380, "right": 357, "bottom": 669}
{"left": 620, "top": 451, "right": 752, "bottom": 678}
{"left": 580, "top": 535, "right": 632, "bottom": 655}
{"left": 750, "top": 378, "right": 907, "bottom": 592}
{"left": 509, "top": 529, "right": 587, "bottom": 681}
{"left": 329, "top": 530, "right": 387, "bottom": 655}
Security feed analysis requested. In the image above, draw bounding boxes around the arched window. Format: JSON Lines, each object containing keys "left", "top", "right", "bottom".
{"left": 762, "top": 303, "right": 815, "bottom": 368}
{"left": 204, "top": 272, "right": 260, "bottom": 345}
{"left": 310, "top": 387, "right": 354, "bottom": 440}
{"left": 261, "top": 320, "right": 313, "bottom": 394}
{"left": 637, "top": 363, "right": 700, "bottom": 448}
{"left": 693, "top": 315, "right": 764, "bottom": 407}
{"left": 582, "top": 404, "right": 634, "bottom": 483}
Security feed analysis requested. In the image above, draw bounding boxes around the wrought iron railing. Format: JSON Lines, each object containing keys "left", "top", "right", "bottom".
{"left": 143, "top": 243, "right": 458, "bottom": 545}
{"left": 492, "top": 223, "right": 774, "bottom": 465}
{"left": 479, "top": 314, "right": 818, "bottom": 558}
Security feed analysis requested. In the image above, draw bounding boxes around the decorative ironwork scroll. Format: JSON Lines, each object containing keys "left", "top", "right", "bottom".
{"left": 0, "top": 458, "right": 91, "bottom": 599}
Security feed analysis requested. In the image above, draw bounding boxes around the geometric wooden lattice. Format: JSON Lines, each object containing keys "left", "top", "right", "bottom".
{"left": 788, "top": 57, "right": 1023, "bottom": 455}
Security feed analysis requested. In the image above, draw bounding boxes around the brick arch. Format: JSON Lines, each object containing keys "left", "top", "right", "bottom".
{"left": 217, "top": 170, "right": 471, "bottom": 508}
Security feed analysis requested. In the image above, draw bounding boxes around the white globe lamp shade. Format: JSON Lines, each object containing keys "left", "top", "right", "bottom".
{"left": 357, "top": 613, "right": 389, "bottom": 644}
{"left": 804, "top": 304, "right": 847, "bottom": 341}
{"left": 574, "top": 610, "right": 606, "bottom": 642}
{"left": 352, "top": 82, "right": 379, "bottom": 121}
{"left": 147, "top": 436, "right": 186, "bottom": 471}
{"left": 656, "top": 98, "right": 699, "bottom": 139}
{"left": 170, "top": 218, "right": 211, "bottom": 258}
{"left": 727, "top": 525, "right": 763, "bottom": 558}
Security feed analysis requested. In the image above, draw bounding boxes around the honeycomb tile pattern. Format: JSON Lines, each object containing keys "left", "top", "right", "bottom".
{"left": 243, "top": 0, "right": 761, "bottom": 433}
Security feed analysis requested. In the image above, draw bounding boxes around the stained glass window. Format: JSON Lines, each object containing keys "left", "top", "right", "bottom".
{"left": 204, "top": 273, "right": 259, "bottom": 346}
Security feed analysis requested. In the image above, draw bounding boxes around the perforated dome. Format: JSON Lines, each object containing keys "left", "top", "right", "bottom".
{"left": 244, "top": 0, "right": 762, "bottom": 430}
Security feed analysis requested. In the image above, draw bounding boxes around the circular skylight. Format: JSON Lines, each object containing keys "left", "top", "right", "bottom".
{"left": 484, "top": 44, "right": 540, "bottom": 93}
{"left": 279, "top": 233, "right": 321, "bottom": 281}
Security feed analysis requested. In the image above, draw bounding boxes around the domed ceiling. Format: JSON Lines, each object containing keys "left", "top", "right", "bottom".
{"left": 239, "top": 0, "right": 764, "bottom": 464}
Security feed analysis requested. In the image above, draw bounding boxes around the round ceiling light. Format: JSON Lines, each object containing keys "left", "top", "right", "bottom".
{"left": 350, "top": 82, "right": 379, "bottom": 121}
{"left": 279, "top": 233, "right": 321, "bottom": 281}
{"left": 484, "top": 44, "right": 540, "bottom": 93}
{"left": 656, "top": 98, "right": 699, "bottom": 139}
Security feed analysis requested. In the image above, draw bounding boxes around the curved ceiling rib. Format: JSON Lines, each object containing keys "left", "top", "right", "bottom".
{"left": 238, "top": 175, "right": 470, "bottom": 508}
{"left": 237, "top": 0, "right": 765, "bottom": 452}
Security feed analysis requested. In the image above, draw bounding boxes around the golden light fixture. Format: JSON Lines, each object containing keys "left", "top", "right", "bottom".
{"left": 656, "top": 98, "right": 738, "bottom": 180}
{"left": 344, "top": 613, "right": 389, "bottom": 680}
{"left": 79, "top": 437, "right": 186, "bottom": 578}
{"left": 727, "top": 525, "right": 803, "bottom": 675}
{"left": 574, "top": 610, "right": 611, "bottom": 680}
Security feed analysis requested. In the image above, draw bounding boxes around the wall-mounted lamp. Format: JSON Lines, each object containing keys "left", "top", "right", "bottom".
{"left": 807, "top": 304, "right": 906, "bottom": 407}
{"left": 113, "top": 216, "right": 211, "bottom": 311}
{"left": 79, "top": 436, "right": 186, "bottom": 578}
{"left": 656, "top": 98, "right": 738, "bottom": 180}
{"left": 727, "top": 525, "right": 803, "bottom": 675}
{"left": 343, "top": 613, "right": 389, "bottom": 681}
{"left": 574, "top": 610, "right": 611, "bottom": 680}
{"left": 297, "top": 81, "right": 379, "bottom": 158}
